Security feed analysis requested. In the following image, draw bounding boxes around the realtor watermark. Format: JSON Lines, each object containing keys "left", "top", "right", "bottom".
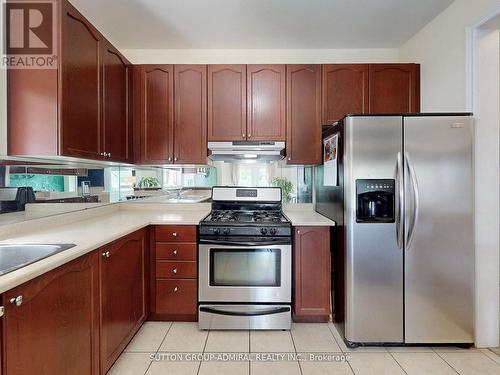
{"left": 2, "top": 0, "right": 58, "bottom": 69}
{"left": 150, "top": 352, "right": 352, "bottom": 362}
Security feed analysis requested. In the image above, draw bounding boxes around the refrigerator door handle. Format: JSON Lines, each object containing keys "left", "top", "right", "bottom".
{"left": 405, "top": 152, "right": 420, "bottom": 249}
{"left": 396, "top": 152, "right": 404, "bottom": 249}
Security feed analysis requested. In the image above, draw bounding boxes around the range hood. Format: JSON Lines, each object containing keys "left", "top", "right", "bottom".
{"left": 208, "top": 141, "right": 285, "bottom": 162}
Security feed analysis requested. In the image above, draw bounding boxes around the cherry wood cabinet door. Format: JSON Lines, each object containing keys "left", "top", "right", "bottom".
{"left": 174, "top": 65, "right": 207, "bottom": 164}
{"left": 100, "top": 229, "right": 147, "bottom": 374}
{"left": 247, "top": 64, "right": 286, "bottom": 141}
{"left": 60, "top": 0, "right": 102, "bottom": 159}
{"left": 369, "top": 64, "right": 420, "bottom": 113}
{"left": 322, "top": 64, "right": 369, "bottom": 124}
{"left": 2, "top": 252, "right": 100, "bottom": 375}
{"left": 208, "top": 65, "right": 247, "bottom": 141}
{"left": 293, "top": 226, "right": 331, "bottom": 322}
{"left": 139, "top": 65, "right": 174, "bottom": 163}
{"left": 102, "top": 42, "right": 132, "bottom": 163}
{"left": 286, "top": 65, "right": 322, "bottom": 165}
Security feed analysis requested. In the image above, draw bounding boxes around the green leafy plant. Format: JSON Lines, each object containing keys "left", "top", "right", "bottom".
{"left": 138, "top": 177, "right": 161, "bottom": 188}
{"left": 272, "top": 177, "right": 293, "bottom": 203}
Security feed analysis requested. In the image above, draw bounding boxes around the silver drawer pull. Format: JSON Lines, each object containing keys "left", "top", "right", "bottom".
{"left": 172, "top": 232, "right": 178, "bottom": 237}
{"left": 10, "top": 295, "right": 23, "bottom": 307}
{"left": 173, "top": 287, "right": 178, "bottom": 293}
{"left": 172, "top": 268, "right": 177, "bottom": 274}
{"left": 102, "top": 251, "right": 110, "bottom": 258}
{"left": 172, "top": 250, "right": 178, "bottom": 255}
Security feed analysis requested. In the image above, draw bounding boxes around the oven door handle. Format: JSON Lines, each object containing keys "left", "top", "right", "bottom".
{"left": 198, "top": 239, "right": 291, "bottom": 246}
{"left": 199, "top": 306, "right": 291, "bottom": 317}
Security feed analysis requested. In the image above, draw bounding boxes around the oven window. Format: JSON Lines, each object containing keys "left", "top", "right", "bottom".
{"left": 210, "top": 248, "right": 281, "bottom": 287}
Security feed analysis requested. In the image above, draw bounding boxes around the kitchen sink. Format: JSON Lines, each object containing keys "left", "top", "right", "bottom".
{"left": 0, "top": 244, "right": 76, "bottom": 276}
{"left": 164, "top": 195, "right": 210, "bottom": 203}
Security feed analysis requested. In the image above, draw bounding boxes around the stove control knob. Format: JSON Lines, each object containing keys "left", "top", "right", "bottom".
{"left": 269, "top": 228, "right": 277, "bottom": 235}
{"left": 213, "top": 228, "right": 220, "bottom": 235}
{"left": 260, "top": 228, "right": 268, "bottom": 235}
{"left": 223, "top": 228, "right": 230, "bottom": 235}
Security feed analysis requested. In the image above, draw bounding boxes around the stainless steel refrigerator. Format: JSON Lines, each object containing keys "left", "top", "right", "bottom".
{"left": 316, "top": 114, "right": 474, "bottom": 346}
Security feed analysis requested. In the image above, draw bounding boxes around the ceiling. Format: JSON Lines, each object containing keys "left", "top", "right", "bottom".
{"left": 70, "top": 0, "right": 454, "bottom": 49}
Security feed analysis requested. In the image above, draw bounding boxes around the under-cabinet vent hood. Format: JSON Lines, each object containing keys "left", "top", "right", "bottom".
{"left": 208, "top": 141, "right": 285, "bottom": 162}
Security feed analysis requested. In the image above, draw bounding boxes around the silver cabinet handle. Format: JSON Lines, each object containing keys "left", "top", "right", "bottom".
{"left": 173, "top": 287, "right": 178, "bottom": 293}
{"left": 405, "top": 152, "right": 420, "bottom": 249}
{"left": 297, "top": 230, "right": 300, "bottom": 234}
{"left": 172, "top": 232, "right": 177, "bottom": 237}
{"left": 0, "top": 306, "right": 4, "bottom": 317}
{"left": 174, "top": 157, "right": 178, "bottom": 162}
{"left": 107, "top": 152, "right": 111, "bottom": 158}
{"left": 248, "top": 134, "right": 251, "bottom": 138}
{"left": 242, "top": 133, "right": 246, "bottom": 138}
{"left": 168, "top": 157, "right": 172, "bottom": 161}
{"left": 10, "top": 295, "right": 23, "bottom": 307}
{"left": 396, "top": 152, "right": 404, "bottom": 249}
{"left": 172, "top": 250, "right": 178, "bottom": 255}
{"left": 172, "top": 268, "right": 177, "bottom": 274}
{"left": 102, "top": 251, "right": 110, "bottom": 258}
{"left": 99, "top": 152, "right": 105, "bottom": 156}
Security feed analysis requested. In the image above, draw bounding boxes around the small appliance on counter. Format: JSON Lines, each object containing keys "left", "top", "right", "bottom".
{"left": 316, "top": 113, "right": 474, "bottom": 347}
{"left": 198, "top": 187, "right": 292, "bottom": 330}
{"left": 0, "top": 187, "right": 36, "bottom": 213}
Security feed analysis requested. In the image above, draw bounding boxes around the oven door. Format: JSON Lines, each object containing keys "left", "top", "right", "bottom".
{"left": 198, "top": 242, "right": 291, "bottom": 303}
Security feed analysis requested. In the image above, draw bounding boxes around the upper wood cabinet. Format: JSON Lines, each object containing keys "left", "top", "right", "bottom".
{"left": 322, "top": 64, "right": 369, "bottom": 124}
{"left": 2, "top": 252, "right": 100, "bottom": 375}
{"left": 208, "top": 65, "right": 247, "bottom": 141}
{"left": 369, "top": 64, "right": 420, "bottom": 113}
{"left": 293, "top": 226, "right": 331, "bottom": 322}
{"left": 247, "top": 65, "right": 286, "bottom": 141}
{"left": 138, "top": 65, "right": 174, "bottom": 163}
{"left": 174, "top": 65, "right": 208, "bottom": 164}
{"left": 100, "top": 229, "right": 147, "bottom": 374}
{"left": 102, "top": 41, "right": 132, "bottom": 163}
{"left": 286, "top": 65, "right": 322, "bottom": 165}
{"left": 8, "top": 0, "right": 131, "bottom": 163}
{"left": 60, "top": 0, "right": 102, "bottom": 159}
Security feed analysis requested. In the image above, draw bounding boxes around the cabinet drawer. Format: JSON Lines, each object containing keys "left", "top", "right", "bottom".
{"left": 156, "top": 261, "right": 196, "bottom": 279}
{"left": 156, "top": 226, "right": 196, "bottom": 242}
{"left": 156, "top": 243, "right": 197, "bottom": 261}
{"left": 156, "top": 279, "right": 197, "bottom": 315}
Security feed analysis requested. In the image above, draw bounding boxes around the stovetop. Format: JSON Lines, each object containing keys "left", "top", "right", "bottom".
{"left": 203, "top": 210, "right": 288, "bottom": 224}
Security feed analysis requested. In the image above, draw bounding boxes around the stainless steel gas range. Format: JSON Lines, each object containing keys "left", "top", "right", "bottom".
{"left": 198, "top": 187, "right": 292, "bottom": 330}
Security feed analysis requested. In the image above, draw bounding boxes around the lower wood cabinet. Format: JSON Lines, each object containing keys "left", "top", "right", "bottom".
{"left": 99, "top": 229, "right": 147, "bottom": 374}
{"left": 2, "top": 252, "right": 100, "bottom": 375}
{"left": 293, "top": 226, "right": 331, "bottom": 322}
{"left": 151, "top": 225, "right": 198, "bottom": 321}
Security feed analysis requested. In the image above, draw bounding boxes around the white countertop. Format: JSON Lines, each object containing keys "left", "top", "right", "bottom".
{"left": 0, "top": 203, "right": 210, "bottom": 294}
{"left": 283, "top": 204, "right": 336, "bottom": 226}
{"left": 0, "top": 202, "right": 334, "bottom": 294}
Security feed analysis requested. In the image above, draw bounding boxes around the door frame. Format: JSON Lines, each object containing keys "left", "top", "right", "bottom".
{"left": 465, "top": 4, "right": 500, "bottom": 348}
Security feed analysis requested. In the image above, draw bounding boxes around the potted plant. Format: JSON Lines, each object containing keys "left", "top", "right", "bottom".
{"left": 272, "top": 177, "right": 293, "bottom": 203}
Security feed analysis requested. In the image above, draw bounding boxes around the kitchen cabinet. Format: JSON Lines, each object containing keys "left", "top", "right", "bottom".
{"left": 369, "top": 63, "right": 420, "bottom": 113}
{"left": 208, "top": 64, "right": 247, "bottom": 141}
{"left": 322, "top": 64, "right": 369, "bottom": 124}
{"left": 174, "top": 65, "right": 208, "bottom": 164}
{"left": 102, "top": 41, "right": 133, "bottom": 163}
{"left": 8, "top": 0, "right": 132, "bottom": 162}
{"left": 286, "top": 64, "right": 322, "bottom": 165}
{"left": 293, "top": 226, "right": 331, "bottom": 322}
{"left": 99, "top": 229, "right": 147, "bottom": 374}
{"left": 2, "top": 252, "right": 100, "bottom": 375}
{"left": 137, "top": 64, "right": 174, "bottom": 163}
{"left": 247, "top": 64, "right": 286, "bottom": 141}
{"left": 151, "top": 225, "right": 197, "bottom": 321}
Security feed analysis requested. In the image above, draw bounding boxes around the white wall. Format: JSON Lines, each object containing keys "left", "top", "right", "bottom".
{"left": 399, "top": 0, "right": 500, "bottom": 111}
{"left": 121, "top": 48, "right": 399, "bottom": 64}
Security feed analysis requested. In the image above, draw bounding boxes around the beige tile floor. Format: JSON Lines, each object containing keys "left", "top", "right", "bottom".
{"left": 109, "top": 321, "right": 500, "bottom": 375}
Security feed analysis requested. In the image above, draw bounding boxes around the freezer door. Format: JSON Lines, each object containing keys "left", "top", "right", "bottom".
{"left": 344, "top": 116, "right": 404, "bottom": 343}
{"left": 404, "top": 116, "right": 474, "bottom": 344}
